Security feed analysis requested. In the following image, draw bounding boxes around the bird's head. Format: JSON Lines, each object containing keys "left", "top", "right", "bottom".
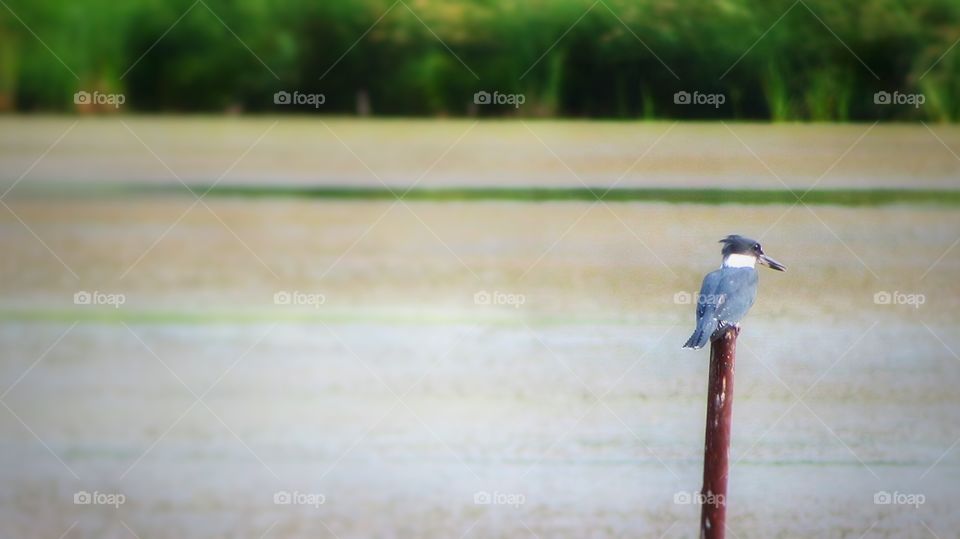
{"left": 719, "top": 235, "right": 786, "bottom": 271}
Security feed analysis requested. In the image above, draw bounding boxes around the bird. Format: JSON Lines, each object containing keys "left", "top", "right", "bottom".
{"left": 683, "top": 235, "right": 786, "bottom": 350}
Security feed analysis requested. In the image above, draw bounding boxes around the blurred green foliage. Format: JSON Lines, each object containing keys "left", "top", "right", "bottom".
{"left": 1, "top": 0, "right": 959, "bottom": 120}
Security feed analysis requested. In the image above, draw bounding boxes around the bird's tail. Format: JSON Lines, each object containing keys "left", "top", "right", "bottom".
{"left": 682, "top": 319, "right": 715, "bottom": 350}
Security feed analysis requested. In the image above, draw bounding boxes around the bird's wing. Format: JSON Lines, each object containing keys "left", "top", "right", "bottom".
{"left": 695, "top": 269, "right": 724, "bottom": 323}
{"left": 711, "top": 267, "right": 758, "bottom": 324}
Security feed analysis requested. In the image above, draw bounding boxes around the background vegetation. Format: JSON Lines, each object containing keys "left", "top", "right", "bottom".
{"left": 2, "top": 0, "right": 960, "bottom": 120}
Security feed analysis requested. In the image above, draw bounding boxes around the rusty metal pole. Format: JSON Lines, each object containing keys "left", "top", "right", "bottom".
{"left": 699, "top": 326, "right": 738, "bottom": 539}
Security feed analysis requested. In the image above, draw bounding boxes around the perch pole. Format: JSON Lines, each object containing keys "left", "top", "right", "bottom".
{"left": 699, "top": 326, "right": 738, "bottom": 539}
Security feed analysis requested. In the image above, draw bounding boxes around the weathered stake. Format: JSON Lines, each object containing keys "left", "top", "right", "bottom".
{"left": 699, "top": 327, "right": 738, "bottom": 539}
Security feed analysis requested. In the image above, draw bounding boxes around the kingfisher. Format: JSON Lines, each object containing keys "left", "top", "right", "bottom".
{"left": 683, "top": 235, "right": 786, "bottom": 350}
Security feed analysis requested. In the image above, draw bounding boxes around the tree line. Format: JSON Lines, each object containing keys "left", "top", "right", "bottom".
{"left": 2, "top": 0, "right": 958, "bottom": 120}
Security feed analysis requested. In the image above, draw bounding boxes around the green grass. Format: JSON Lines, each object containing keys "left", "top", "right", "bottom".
{"left": 27, "top": 183, "right": 960, "bottom": 206}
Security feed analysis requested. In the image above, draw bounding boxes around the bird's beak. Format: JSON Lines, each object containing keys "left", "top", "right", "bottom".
{"left": 758, "top": 254, "right": 787, "bottom": 271}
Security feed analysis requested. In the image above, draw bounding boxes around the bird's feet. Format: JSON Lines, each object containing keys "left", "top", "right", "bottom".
{"left": 713, "top": 322, "right": 741, "bottom": 340}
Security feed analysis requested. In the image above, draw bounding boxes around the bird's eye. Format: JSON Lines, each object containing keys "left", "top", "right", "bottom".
{"left": 754, "top": 243, "right": 761, "bottom": 251}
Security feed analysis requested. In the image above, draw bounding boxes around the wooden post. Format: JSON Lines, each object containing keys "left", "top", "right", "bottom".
{"left": 699, "top": 326, "right": 738, "bottom": 539}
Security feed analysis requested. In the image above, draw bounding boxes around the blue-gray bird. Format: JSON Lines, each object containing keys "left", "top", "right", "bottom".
{"left": 683, "top": 235, "right": 786, "bottom": 349}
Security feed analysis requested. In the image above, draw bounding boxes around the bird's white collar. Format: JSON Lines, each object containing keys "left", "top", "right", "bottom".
{"left": 722, "top": 253, "right": 756, "bottom": 268}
